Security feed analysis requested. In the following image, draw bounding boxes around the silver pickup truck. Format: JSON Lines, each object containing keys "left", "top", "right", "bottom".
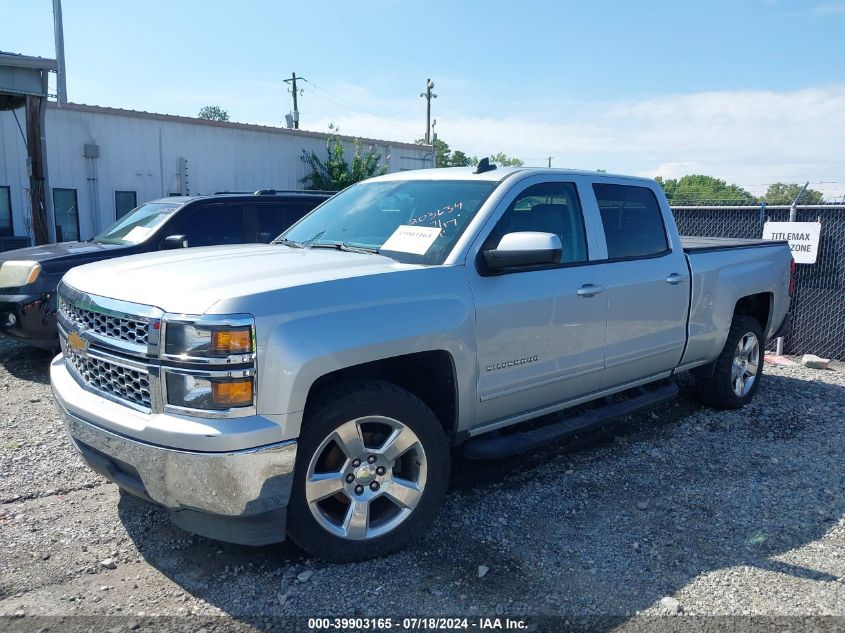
{"left": 50, "top": 166, "right": 792, "bottom": 561}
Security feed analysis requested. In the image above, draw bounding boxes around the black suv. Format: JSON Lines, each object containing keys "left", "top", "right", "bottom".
{"left": 0, "top": 190, "right": 332, "bottom": 348}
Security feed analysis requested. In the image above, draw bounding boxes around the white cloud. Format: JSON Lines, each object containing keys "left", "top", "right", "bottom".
{"left": 811, "top": 3, "right": 845, "bottom": 15}
{"left": 295, "top": 84, "right": 845, "bottom": 199}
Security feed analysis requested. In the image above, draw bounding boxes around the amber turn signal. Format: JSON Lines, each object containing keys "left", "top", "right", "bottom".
{"left": 210, "top": 328, "right": 252, "bottom": 354}
{"left": 211, "top": 378, "right": 254, "bottom": 407}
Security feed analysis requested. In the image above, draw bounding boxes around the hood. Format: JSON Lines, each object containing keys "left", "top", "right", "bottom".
{"left": 0, "top": 241, "right": 126, "bottom": 268}
{"left": 62, "top": 244, "right": 421, "bottom": 314}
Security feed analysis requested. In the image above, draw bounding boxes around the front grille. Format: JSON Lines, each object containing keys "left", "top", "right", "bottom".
{"left": 59, "top": 296, "right": 149, "bottom": 346}
{"left": 65, "top": 346, "right": 152, "bottom": 409}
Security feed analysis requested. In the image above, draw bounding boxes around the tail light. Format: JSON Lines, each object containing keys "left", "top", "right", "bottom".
{"left": 789, "top": 259, "right": 796, "bottom": 296}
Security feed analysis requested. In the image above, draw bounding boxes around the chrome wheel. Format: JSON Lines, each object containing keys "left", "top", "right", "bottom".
{"left": 731, "top": 331, "right": 760, "bottom": 397}
{"left": 304, "top": 416, "right": 427, "bottom": 540}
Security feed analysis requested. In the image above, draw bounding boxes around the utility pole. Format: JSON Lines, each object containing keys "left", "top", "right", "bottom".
{"left": 52, "top": 0, "right": 67, "bottom": 105}
{"left": 790, "top": 181, "right": 809, "bottom": 221}
{"left": 547, "top": 156, "right": 553, "bottom": 168}
{"left": 420, "top": 78, "right": 437, "bottom": 143}
{"left": 283, "top": 72, "right": 304, "bottom": 129}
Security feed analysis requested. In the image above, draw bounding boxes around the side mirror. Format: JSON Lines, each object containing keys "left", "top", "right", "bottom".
{"left": 161, "top": 234, "right": 188, "bottom": 250}
{"left": 483, "top": 232, "right": 562, "bottom": 271}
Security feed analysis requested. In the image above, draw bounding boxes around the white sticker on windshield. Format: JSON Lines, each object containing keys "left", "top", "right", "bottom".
{"left": 124, "top": 226, "right": 154, "bottom": 242}
{"left": 381, "top": 225, "right": 441, "bottom": 255}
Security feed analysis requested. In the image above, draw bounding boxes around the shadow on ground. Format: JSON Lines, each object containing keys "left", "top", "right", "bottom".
{"left": 115, "top": 370, "right": 845, "bottom": 630}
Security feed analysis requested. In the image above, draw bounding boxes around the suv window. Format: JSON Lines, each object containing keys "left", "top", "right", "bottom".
{"left": 252, "top": 202, "right": 308, "bottom": 243}
{"left": 169, "top": 203, "right": 244, "bottom": 247}
{"left": 594, "top": 184, "right": 669, "bottom": 259}
{"left": 484, "top": 182, "right": 588, "bottom": 264}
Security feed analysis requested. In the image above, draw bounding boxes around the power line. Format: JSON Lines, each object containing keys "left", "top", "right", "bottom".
{"left": 299, "top": 78, "right": 382, "bottom": 119}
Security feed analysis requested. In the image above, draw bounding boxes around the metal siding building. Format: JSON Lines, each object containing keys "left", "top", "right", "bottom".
{"left": 0, "top": 102, "right": 433, "bottom": 242}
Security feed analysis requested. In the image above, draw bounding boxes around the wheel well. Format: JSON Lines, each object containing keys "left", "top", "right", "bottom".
{"left": 304, "top": 351, "right": 458, "bottom": 439}
{"left": 734, "top": 292, "right": 772, "bottom": 332}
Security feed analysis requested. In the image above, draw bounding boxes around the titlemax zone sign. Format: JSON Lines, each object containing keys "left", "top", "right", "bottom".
{"left": 763, "top": 221, "right": 821, "bottom": 264}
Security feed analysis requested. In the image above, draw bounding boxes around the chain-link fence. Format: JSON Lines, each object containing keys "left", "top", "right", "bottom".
{"left": 672, "top": 204, "right": 845, "bottom": 360}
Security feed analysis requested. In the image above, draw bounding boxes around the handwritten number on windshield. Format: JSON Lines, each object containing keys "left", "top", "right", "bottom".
{"left": 408, "top": 201, "right": 464, "bottom": 236}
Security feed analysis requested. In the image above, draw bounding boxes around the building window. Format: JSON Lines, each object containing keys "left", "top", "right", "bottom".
{"left": 115, "top": 191, "right": 137, "bottom": 219}
{"left": 0, "top": 186, "right": 12, "bottom": 237}
{"left": 53, "top": 188, "right": 80, "bottom": 242}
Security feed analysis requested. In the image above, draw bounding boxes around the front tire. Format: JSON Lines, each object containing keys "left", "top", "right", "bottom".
{"left": 286, "top": 379, "right": 450, "bottom": 562}
{"left": 692, "top": 314, "right": 764, "bottom": 409}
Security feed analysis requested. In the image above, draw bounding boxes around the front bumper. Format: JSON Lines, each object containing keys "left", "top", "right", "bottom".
{"left": 0, "top": 292, "right": 57, "bottom": 347}
{"left": 52, "top": 359, "right": 298, "bottom": 545}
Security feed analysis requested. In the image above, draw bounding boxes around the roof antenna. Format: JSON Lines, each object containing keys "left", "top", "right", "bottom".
{"left": 473, "top": 157, "right": 497, "bottom": 174}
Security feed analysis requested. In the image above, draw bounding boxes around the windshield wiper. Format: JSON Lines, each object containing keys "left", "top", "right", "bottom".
{"left": 308, "top": 241, "right": 380, "bottom": 255}
{"left": 274, "top": 237, "right": 305, "bottom": 248}
{"left": 274, "top": 230, "right": 326, "bottom": 249}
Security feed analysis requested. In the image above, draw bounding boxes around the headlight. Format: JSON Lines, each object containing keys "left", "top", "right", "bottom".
{"left": 161, "top": 314, "right": 256, "bottom": 414}
{"left": 164, "top": 318, "right": 254, "bottom": 360}
{"left": 0, "top": 261, "right": 42, "bottom": 287}
{"left": 165, "top": 372, "right": 254, "bottom": 410}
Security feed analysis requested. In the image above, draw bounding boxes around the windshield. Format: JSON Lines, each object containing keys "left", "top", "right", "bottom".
{"left": 279, "top": 180, "right": 496, "bottom": 264}
{"left": 94, "top": 202, "right": 181, "bottom": 245}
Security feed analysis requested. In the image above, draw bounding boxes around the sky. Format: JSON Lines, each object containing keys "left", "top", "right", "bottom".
{"left": 2, "top": 0, "right": 845, "bottom": 199}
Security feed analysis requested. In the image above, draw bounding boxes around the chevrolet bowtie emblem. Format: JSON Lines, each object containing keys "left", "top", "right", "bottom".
{"left": 67, "top": 330, "right": 89, "bottom": 353}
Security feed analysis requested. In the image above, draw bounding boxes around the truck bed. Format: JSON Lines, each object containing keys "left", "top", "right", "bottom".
{"left": 681, "top": 236, "right": 788, "bottom": 253}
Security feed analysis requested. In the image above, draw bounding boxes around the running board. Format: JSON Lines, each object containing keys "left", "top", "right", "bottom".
{"left": 462, "top": 382, "right": 679, "bottom": 460}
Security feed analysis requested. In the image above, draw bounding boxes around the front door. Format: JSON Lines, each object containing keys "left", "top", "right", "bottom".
{"left": 468, "top": 179, "right": 608, "bottom": 426}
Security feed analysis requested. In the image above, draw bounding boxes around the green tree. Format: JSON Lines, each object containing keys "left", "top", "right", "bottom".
{"left": 197, "top": 105, "right": 230, "bottom": 121}
{"left": 655, "top": 174, "right": 756, "bottom": 205}
{"left": 300, "top": 124, "right": 387, "bottom": 191}
{"left": 414, "top": 138, "right": 523, "bottom": 168}
{"left": 761, "top": 183, "right": 825, "bottom": 205}
{"left": 488, "top": 152, "right": 524, "bottom": 167}
{"left": 467, "top": 152, "right": 525, "bottom": 167}
{"left": 450, "top": 150, "right": 472, "bottom": 167}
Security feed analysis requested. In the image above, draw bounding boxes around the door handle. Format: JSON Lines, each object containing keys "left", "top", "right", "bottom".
{"left": 665, "top": 273, "right": 684, "bottom": 285}
{"left": 577, "top": 284, "right": 605, "bottom": 297}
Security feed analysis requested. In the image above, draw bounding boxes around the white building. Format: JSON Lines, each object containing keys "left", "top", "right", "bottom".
{"left": 0, "top": 102, "right": 433, "bottom": 243}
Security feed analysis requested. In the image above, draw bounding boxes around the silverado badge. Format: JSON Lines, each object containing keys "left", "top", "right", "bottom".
{"left": 67, "top": 330, "right": 89, "bottom": 353}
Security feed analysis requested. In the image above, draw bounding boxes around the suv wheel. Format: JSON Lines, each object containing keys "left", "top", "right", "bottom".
{"left": 287, "top": 379, "right": 450, "bottom": 562}
{"left": 693, "top": 314, "right": 764, "bottom": 409}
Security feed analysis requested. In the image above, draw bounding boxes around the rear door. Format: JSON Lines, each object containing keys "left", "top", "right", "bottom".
{"left": 467, "top": 176, "right": 609, "bottom": 426}
{"left": 593, "top": 182, "right": 689, "bottom": 388}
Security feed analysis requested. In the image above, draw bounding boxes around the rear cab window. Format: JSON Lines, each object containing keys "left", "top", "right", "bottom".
{"left": 593, "top": 183, "right": 669, "bottom": 259}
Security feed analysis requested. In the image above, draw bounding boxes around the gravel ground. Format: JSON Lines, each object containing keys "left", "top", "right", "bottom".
{"left": 1, "top": 336, "right": 844, "bottom": 630}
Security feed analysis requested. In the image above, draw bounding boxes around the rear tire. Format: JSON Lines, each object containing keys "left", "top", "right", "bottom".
{"left": 286, "top": 379, "right": 450, "bottom": 562}
{"left": 692, "top": 314, "right": 764, "bottom": 409}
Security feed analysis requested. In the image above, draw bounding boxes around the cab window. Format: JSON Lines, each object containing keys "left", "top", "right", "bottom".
{"left": 484, "top": 182, "right": 588, "bottom": 264}
{"left": 594, "top": 184, "right": 669, "bottom": 259}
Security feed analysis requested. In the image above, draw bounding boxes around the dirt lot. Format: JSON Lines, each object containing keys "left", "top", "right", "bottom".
{"left": 1, "top": 336, "right": 844, "bottom": 630}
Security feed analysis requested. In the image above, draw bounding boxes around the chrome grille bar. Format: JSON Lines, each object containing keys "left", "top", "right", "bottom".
{"left": 64, "top": 344, "right": 152, "bottom": 410}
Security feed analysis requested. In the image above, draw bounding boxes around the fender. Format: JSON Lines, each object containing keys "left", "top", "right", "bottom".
{"left": 215, "top": 265, "right": 478, "bottom": 441}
